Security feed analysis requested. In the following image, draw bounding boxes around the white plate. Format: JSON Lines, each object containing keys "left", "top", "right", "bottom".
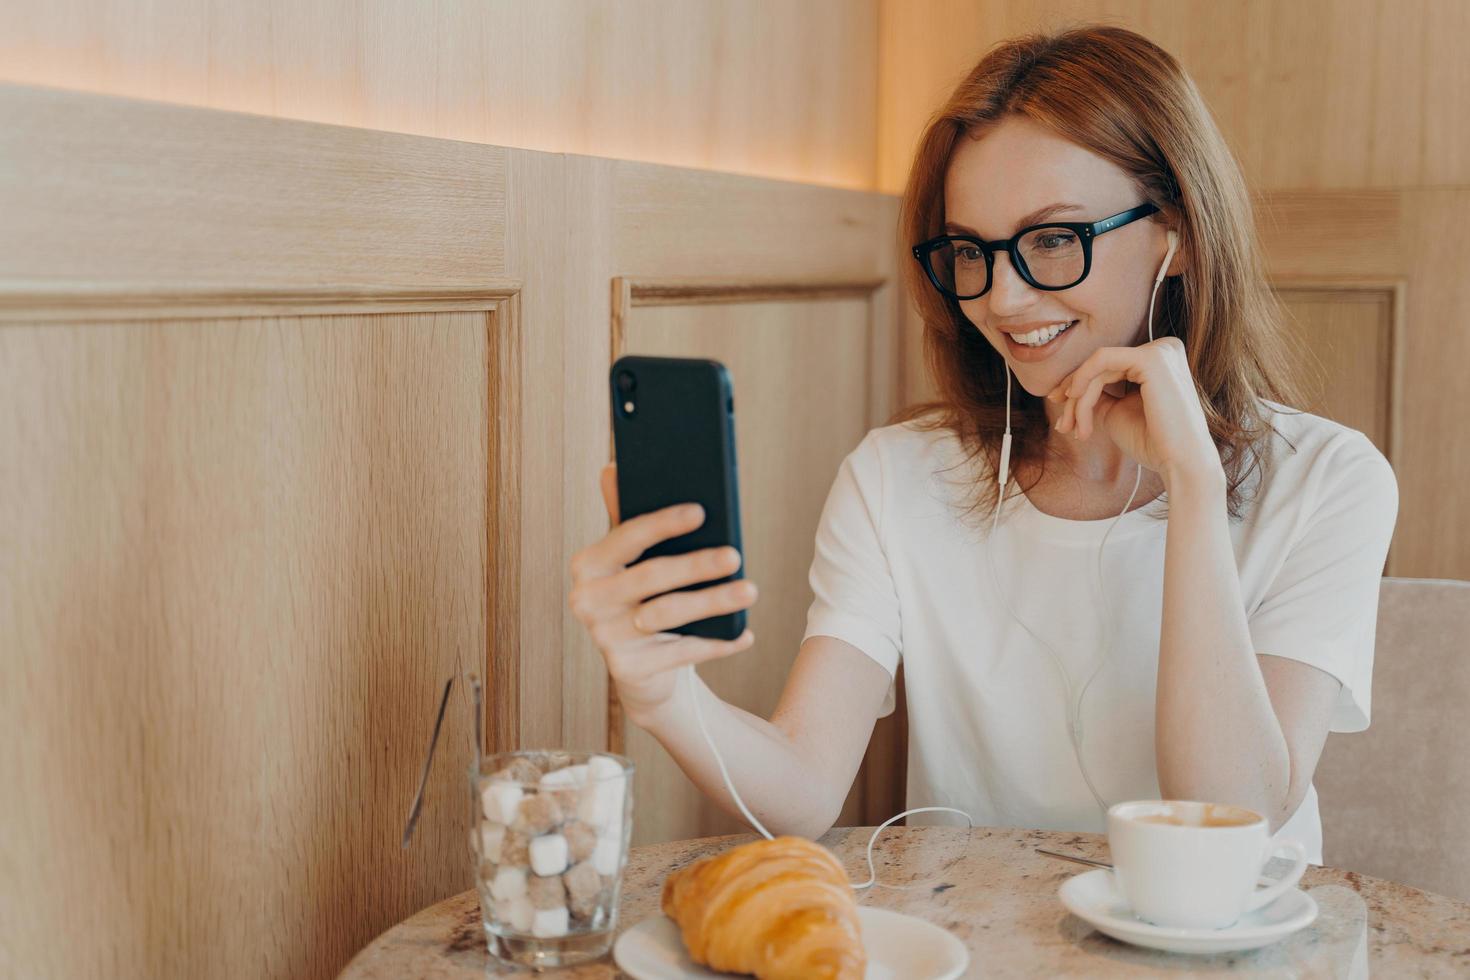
{"left": 613, "top": 905, "right": 969, "bottom": 980}
{"left": 1059, "top": 868, "right": 1319, "bottom": 955}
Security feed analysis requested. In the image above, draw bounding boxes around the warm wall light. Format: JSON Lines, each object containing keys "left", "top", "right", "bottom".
{"left": 0, "top": 2, "right": 879, "bottom": 192}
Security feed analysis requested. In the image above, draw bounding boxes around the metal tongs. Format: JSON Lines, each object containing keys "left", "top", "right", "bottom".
{"left": 401, "top": 672, "right": 484, "bottom": 848}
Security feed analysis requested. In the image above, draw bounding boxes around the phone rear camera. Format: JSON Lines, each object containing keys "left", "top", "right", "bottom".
{"left": 616, "top": 370, "right": 637, "bottom": 394}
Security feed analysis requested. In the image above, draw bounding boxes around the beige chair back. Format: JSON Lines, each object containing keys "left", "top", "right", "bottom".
{"left": 1314, "top": 577, "right": 1470, "bottom": 901}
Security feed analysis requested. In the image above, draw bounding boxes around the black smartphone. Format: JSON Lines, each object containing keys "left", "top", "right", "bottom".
{"left": 609, "top": 355, "right": 745, "bottom": 641}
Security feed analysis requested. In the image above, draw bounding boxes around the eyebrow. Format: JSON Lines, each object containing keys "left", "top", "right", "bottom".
{"left": 944, "top": 202, "right": 1086, "bottom": 236}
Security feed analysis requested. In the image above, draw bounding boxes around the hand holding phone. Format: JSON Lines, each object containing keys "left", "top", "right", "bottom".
{"left": 567, "top": 463, "right": 757, "bottom": 726}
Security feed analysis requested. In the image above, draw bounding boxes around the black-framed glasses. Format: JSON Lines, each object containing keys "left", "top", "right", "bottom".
{"left": 912, "top": 202, "right": 1159, "bottom": 300}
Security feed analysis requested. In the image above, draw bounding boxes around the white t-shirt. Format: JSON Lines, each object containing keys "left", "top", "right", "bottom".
{"left": 802, "top": 401, "right": 1398, "bottom": 864}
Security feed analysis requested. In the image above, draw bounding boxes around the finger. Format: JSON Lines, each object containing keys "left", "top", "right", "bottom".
{"left": 1070, "top": 370, "right": 1123, "bottom": 437}
{"left": 1068, "top": 346, "right": 1151, "bottom": 392}
{"left": 599, "top": 462, "right": 620, "bottom": 526}
{"left": 1156, "top": 335, "right": 1186, "bottom": 358}
{"left": 639, "top": 629, "right": 756, "bottom": 676}
{"left": 605, "top": 546, "right": 743, "bottom": 608}
{"left": 576, "top": 502, "right": 706, "bottom": 580}
{"left": 1075, "top": 371, "right": 1123, "bottom": 440}
{"left": 1057, "top": 393, "right": 1076, "bottom": 434}
{"left": 1103, "top": 394, "right": 1147, "bottom": 447}
{"left": 572, "top": 547, "right": 743, "bottom": 625}
{"left": 633, "top": 578, "right": 759, "bottom": 635}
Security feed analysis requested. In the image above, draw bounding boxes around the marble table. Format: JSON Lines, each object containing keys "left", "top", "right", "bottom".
{"left": 340, "top": 825, "right": 1470, "bottom": 977}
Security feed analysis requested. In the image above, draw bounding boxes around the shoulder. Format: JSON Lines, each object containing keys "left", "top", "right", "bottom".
{"left": 841, "top": 409, "right": 974, "bottom": 492}
{"left": 852, "top": 408, "right": 966, "bottom": 468}
{"left": 1253, "top": 399, "right": 1398, "bottom": 511}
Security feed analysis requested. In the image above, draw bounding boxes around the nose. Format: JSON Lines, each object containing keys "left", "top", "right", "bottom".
{"left": 985, "top": 250, "right": 1037, "bottom": 316}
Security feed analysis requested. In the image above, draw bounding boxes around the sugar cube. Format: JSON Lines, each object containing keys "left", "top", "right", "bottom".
{"left": 539, "top": 764, "right": 588, "bottom": 789}
{"left": 563, "top": 860, "right": 603, "bottom": 919}
{"left": 481, "top": 780, "right": 523, "bottom": 824}
{"left": 498, "top": 757, "right": 543, "bottom": 783}
{"left": 528, "top": 872, "right": 567, "bottom": 911}
{"left": 490, "top": 865, "right": 528, "bottom": 901}
{"left": 512, "top": 792, "right": 563, "bottom": 836}
{"left": 562, "top": 820, "right": 597, "bottom": 863}
{"left": 500, "top": 829, "right": 531, "bottom": 868}
{"left": 540, "top": 764, "right": 589, "bottom": 811}
{"left": 531, "top": 906, "right": 569, "bottom": 939}
{"left": 576, "top": 755, "right": 626, "bottom": 828}
{"left": 592, "top": 834, "right": 621, "bottom": 877}
{"left": 478, "top": 822, "right": 506, "bottom": 863}
{"left": 493, "top": 895, "right": 534, "bottom": 934}
{"left": 529, "top": 833, "right": 570, "bottom": 877}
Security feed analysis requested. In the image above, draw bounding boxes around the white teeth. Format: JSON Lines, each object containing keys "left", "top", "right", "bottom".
{"left": 1014, "top": 321, "right": 1074, "bottom": 346}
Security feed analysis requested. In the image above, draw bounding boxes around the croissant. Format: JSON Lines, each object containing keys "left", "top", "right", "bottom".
{"left": 660, "top": 835, "right": 866, "bottom": 979}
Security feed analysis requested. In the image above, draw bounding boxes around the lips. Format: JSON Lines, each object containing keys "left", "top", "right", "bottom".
{"left": 1001, "top": 319, "right": 1078, "bottom": 363}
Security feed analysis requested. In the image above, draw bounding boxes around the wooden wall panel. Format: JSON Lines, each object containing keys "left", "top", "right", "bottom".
{"left": 1393, "top": 189, "right": 1470, "bottom": 580}
{"left": 614, "top": 287, "right": 879, "bottom": 845}
{"left": 0, "top": 308, "right": 492, "bottom": 979}
{"left": 0, "top": 0, "right": 879, "bottom": 192}
{"left": 0, "top": 85, "right": 576, "bottom": 980}
{"left": 877, "top": 0, "right": 1470, "bottom": 195}
{"left": 0, "top": 87, "right": 506, "bottom": 296}
{"left": 1276, "top": 286, "right": 1398, "bottom": 456}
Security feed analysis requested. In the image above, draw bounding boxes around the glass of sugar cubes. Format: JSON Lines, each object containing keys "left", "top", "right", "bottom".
{"left": 471, "top": 750, "right": 634, "bottom": 969}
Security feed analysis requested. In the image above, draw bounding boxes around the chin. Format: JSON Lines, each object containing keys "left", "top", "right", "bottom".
{"left": 1008, "top": 364, "right": 1063, "bottom": 398}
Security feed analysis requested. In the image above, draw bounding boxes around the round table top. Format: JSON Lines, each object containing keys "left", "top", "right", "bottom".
{"left": 340, "top": 825, "right": 1470, "bottom": 978}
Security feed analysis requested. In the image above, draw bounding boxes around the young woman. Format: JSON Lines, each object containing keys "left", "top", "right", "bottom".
{"left": 568, "top": 25, "right": 1397, "bottom": 864}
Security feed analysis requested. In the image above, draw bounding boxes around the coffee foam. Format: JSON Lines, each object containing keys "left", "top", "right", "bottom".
{"left": 1131, "top": 802, "right": 1258, "bottom": 828}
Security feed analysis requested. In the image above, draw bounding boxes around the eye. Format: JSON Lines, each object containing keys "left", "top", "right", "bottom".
{"left": 1035, "top": 232, "right": 1077, "bottom": 251}
{"left": 954, "top": 245, "right": 984, "bottom": 262}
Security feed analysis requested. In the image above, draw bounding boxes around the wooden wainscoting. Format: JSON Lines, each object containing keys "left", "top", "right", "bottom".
{"left": 0, "top": 291, "right": 517, "bottom": 979}
{"left": 1273, "top": 280, "right": 1403, "bottom": 460}
{"left": 1260, "top": 188, "right": 1469, "bottom": 579}
{"left": 0, "top": 85, "right": 560, "bottom": 980}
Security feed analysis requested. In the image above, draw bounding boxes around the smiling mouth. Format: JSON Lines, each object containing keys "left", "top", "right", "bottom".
{"left": 1008, "top": 320, "right": 1077, "bottom": 347}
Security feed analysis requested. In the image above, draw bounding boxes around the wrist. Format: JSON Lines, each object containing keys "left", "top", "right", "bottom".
{"left": 622, "top": 675, "right": 691, "bottom": 734}
{"left": 1163, "top": 457, "right": 1226, "bottom": 498}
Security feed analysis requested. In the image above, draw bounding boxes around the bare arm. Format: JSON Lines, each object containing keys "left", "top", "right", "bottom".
{"left": 568, "top": 462, "right": 892, "bottom": 839}
{"left": 1154, "top": 468, "right": 1340, "bottom": 832}
{"left": 631, "top": 635, "right": 893, "bottom": 840}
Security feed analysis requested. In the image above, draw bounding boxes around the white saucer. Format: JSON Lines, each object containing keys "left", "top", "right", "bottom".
{"left": 1059, "top": 868, "right": 1319, "bottom": 955}
{"left": 613, "top": 905, "right": 969, "bottom": 980}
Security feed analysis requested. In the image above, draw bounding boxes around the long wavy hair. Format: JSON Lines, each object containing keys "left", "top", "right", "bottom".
{"left": 895, "top": 24, "right": 1311, "bottom": 524}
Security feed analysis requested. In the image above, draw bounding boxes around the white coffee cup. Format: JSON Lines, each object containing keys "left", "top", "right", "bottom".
{"left": 1106, "top": 799, "right": 1308, "bottom": 930}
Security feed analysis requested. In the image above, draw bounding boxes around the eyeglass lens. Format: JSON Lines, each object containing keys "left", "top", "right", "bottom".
{"left": 929, "top": 226, "right": 1086, "bottom": 298}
